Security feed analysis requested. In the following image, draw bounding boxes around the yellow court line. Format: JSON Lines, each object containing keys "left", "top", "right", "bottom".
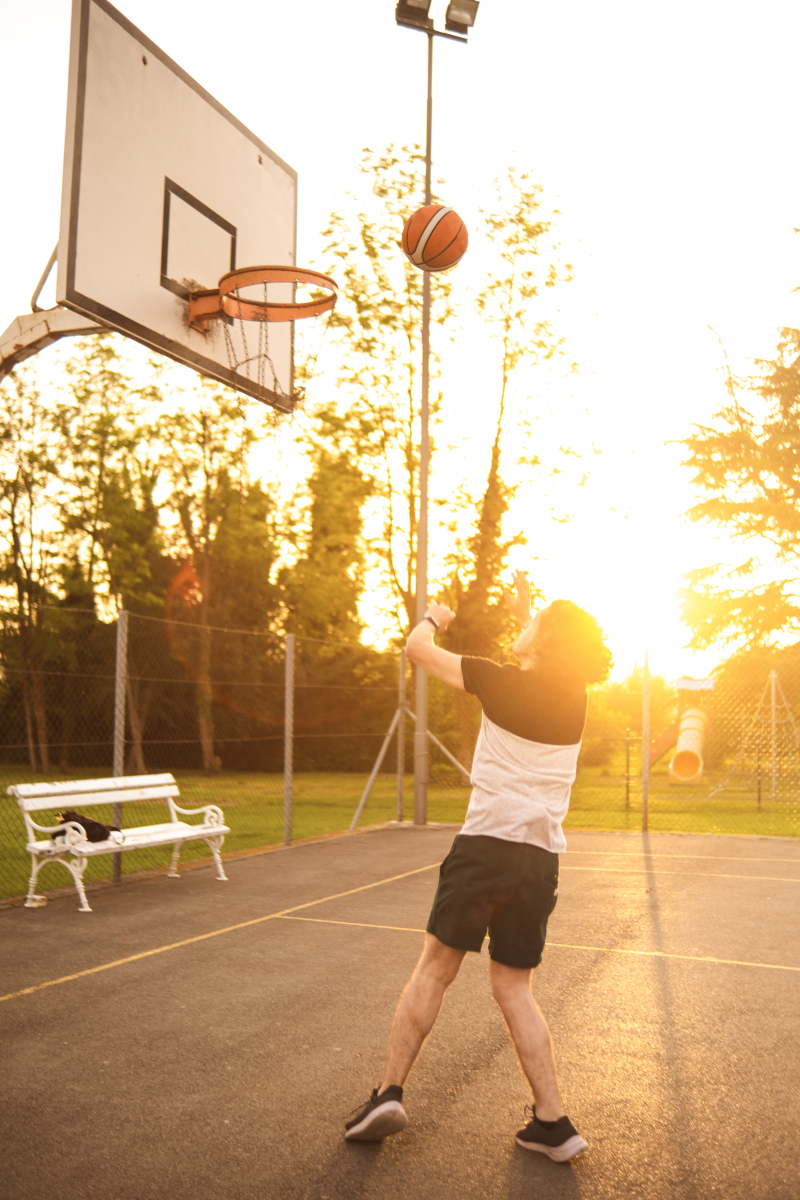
{"left": 282, "top": 915, "right": 426, "bottom": 934}
{"left": 0, "top": 861, "right": 440, "bottom": 1005}
{"left": 562, "top": 865, "right": 800, "bottom": 884}
{"left": 277, "top": 915, "right": 800, "bottom": 974}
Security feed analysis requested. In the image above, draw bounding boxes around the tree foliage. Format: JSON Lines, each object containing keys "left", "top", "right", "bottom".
{"left": 308, "top": 145, "right": 455, "bottom": 632}
{"left": 436, "top": 168, "right": 573, "bottom": 763}
{"left": 680, "top": 327, "right": 800, "bottom": 649}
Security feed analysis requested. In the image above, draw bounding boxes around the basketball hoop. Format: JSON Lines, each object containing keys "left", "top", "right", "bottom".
{"left": 187, "top": 266, "right": 337, "bottom": 408}
{"left": 188, "top": 267, "right": 337, "bottom": 331}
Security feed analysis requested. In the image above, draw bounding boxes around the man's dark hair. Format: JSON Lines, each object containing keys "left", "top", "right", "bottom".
{"left": 535, "top": 599, "right": 613, "bottom": 685}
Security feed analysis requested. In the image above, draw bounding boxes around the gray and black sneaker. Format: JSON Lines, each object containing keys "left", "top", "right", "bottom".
{"left": 515, "top": 1106, "right": 589, "bottom": 1162}
{"left": 345, "top": 1085, "right": 408, "bottom": 1141}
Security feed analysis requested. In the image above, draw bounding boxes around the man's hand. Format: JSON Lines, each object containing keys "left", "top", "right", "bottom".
{"left": 503, "top": 570, "right": 532, "bottom": 628}
{"left": 426, "top": 601, "right": 456, "bottom": 632}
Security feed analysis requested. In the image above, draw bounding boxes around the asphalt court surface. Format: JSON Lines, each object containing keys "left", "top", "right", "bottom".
{"left": 2, "top": 825, "right": 800, "bottom": 1200}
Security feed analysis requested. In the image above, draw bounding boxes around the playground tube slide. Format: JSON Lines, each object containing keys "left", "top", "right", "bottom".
{"left": 668, "top": 707, "right": 707, "bottom": 784}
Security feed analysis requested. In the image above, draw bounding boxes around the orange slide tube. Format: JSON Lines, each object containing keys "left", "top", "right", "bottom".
{"left": 668, "top": 707, "right": 707, "bottom": 784}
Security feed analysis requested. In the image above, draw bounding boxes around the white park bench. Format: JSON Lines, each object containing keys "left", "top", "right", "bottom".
{"left": 10, "top": 773, "right": 230, "bottom": 913}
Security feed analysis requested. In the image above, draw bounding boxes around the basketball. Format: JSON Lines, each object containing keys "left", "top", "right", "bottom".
{"left": 402, "top": 204, "right": 469, "bottom": 272}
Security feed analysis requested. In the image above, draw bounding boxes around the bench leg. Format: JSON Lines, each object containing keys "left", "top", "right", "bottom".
{"left": 203, "top": 835, "right": 228, "bottom": 881}
{"left": 28, "top": 853, "right": 93, "bottom": 912}
{"left": 24, "top": 855, "right": 49, "bottom": 908}
{"left": 63, "top": 855, "right": 92, "bottom": 912}
{"left": 167, "top": 842, "right": 184, "bottom": 878}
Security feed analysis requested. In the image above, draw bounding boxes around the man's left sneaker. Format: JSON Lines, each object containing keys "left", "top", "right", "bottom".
{"left": 515, "top": 1107, "right": 589, "bottom": 1162}
{"left": 345, "top": 1085, "right": 408, "bottom": 1141}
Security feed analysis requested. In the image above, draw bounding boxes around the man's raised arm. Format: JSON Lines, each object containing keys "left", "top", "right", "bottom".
{"left": 405, "top": 601, "right": 464, "bottom": 690}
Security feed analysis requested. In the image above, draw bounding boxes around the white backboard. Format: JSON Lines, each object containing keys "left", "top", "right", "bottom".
{"left": 57, "top": 0, "right": 298, "bottom": 411}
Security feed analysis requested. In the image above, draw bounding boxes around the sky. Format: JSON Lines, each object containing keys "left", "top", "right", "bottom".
{"left": 3, "top": 0, "right": 800, "bottom": 680}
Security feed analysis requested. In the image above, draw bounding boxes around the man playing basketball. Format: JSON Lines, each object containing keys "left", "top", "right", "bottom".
{"left": 345, "top": 571, "right": 612, "bottom": 1161}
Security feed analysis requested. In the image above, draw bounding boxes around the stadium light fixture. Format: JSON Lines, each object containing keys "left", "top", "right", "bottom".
{"left": 395, "top": 1, "right": 434, "bottom": 32}
{"left": 444, "top": 1, "right": 480, "bottom": 35}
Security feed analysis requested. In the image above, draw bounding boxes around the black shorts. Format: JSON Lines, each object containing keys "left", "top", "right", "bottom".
{"left": 426, "top": 834, "right": 559, "bottom": 969}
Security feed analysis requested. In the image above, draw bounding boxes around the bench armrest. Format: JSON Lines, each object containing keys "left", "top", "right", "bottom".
{"left": 28, "top": 818, "right": 84, "bottom": 838}
{"left": 171, "top": 803, "right": 225, "bottom": 825}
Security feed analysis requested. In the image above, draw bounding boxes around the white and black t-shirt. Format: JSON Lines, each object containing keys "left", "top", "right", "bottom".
{"left": 460, "top": 657, "right": 587, "bottom": 854}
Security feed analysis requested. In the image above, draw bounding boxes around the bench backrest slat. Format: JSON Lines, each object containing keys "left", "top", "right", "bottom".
{"left": 9, "top": 773, "right": 175, "bottom": 803}
{"left": 16, "top": 784, "right": 181, "bottom": 814}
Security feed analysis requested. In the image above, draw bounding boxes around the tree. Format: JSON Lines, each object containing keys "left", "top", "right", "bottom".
{"left": 438, "top": 168, "right": 573, "bottom": 763}
{"left": 160, "top": 382, "right": 282, "bottom": 770}
{"left": 680, "top": 327, "right": 800, "bottom": 649}
{"left": 280, "top": 415, "right": 373, "bottom": 643}
{"left": 305, "top": 145, "right": 455, "bottom": 633}
{"left": 0, "top": 368, "right": 60, "bottom": 770}
{"left": 52, "top": 334, "right": 164, "bottom": 608}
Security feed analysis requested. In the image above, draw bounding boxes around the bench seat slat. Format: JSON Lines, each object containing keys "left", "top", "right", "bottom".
{"left": 9, "top": 773, "right": 176, "bottom": 801}
{"left": 17, "top": 785, "right": 180, "bottom": 812}
{"left": 29, "top": 820, "right": 231, "bottom": 856}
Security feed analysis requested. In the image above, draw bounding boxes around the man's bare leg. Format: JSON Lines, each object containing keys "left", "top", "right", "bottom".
{"left": 489, "top": 959, "right": 565, "bottom": 1121}
{"left": 379, "top": 934, "right": 466, "bottom": 1093}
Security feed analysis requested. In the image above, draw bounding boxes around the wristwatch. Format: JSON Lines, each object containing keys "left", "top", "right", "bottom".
{"left": 424, "top": 613, "right": 439, "bottom": 630}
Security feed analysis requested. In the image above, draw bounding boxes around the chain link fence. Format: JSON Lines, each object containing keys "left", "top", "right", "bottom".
{"left": 2, "top": 608, "right": 799, "bottom": 904}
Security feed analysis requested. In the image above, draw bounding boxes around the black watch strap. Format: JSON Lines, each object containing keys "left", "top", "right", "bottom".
{"left": 424, "top": 614, "right": 439, "bottom": 630}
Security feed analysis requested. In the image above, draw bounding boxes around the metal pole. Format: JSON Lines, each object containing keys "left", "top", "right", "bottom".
{"left": 641, "top": 652, "right": 650, "bottom": 833}
{"left": 770, "top": 668, "right": 777, "bottom": 804}
{"left": 413, "top": 31, "right": 434, "bottom": 827}
{"left": 397, "top": 650, "right": 406, "bottom": 822}
{"left": 112, "top": 608, "right": 128, "bottom": 883}
{"left": 625, "top": 728, "right": 630, "bottom": 810}
{"left": 284, "top": 634, "right": 294, "bottom": 846}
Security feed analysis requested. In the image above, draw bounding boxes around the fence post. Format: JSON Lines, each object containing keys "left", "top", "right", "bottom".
{"left": 112, "top": 608, "right": 128, "bottom": 884}
{"left": 641, "top": 651, "right": 650, "bottom": 833}
{"left": 770, "top": 668, "right": 777, "bottom": 804}
{"left": 284, "top": 634, "right": 294, "bottom": 846}
{"left": 625, "top": 728, "right": 631, "bottom": 809}
{"left": 397, "top": 650, "right": 406, "bottom": 822}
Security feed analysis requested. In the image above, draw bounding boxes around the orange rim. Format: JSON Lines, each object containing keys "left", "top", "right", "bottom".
{"left": 218, "top": 266, "right": 338, "bottom": 323}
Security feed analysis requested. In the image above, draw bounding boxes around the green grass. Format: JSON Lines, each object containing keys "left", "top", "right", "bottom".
{"left": 1, "top": 757, "right": 798, "bottom": 902}
{"left": 569, "top": 756, "right": 800, "bottom": 838}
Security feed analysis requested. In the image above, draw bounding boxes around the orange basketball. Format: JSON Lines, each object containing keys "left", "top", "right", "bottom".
{"left": 402, "top": 204, "right": 468, "bottom": 273}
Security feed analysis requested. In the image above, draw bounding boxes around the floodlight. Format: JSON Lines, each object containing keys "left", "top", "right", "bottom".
{"left": 444, "top": 1, "right": 479, "bottom": 34}
{"left": 395, "top": 1, "right": 433, "bottom": 31}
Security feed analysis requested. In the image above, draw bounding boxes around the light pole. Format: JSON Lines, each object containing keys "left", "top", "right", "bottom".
{"left": 395, "top": 0, "right": 479, "bottom": 826}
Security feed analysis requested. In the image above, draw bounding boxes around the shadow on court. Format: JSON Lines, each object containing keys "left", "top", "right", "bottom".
{"left": 2, "top": 824, "right": 799, "bottom": 1200}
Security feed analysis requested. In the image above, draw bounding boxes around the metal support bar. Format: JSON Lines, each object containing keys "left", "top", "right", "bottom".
{"left": 284, "top": 634, "right": 294, "bottom": 846}
{"left": 404, "top": 706, "right": 471, "bottom": 782}
{"left": 397, "top": 650, "right": 406, "bottom": 821}
{"left": 413, "top": 28, "right": 435, "bottom": 829}
{"left": 112, "top": 609, "right": 128, "bottom": 883}
{"left": 31, "top": 245, "right": 58, "bottom": 313}
{"left": 350, "top": 708, "right": 403, "bottom": 832}
{"left": 641, "top": 651, "right": 650, "bottom": 833}
{"left": 426, "top": 728, "right": 471, "bottom": 783}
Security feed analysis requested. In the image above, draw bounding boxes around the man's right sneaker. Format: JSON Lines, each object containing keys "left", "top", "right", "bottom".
{"left": 515, "top": 1106, "right": 589, "bottom": 1162}
{"left": 344, "top": 1085, "right": 408, "bottom": 1142}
